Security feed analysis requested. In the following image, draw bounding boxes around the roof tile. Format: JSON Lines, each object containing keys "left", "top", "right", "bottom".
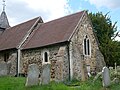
{"left": 0, "top": 17, "right": 39, "bottom": 51}
{"left": 23, "top": 11, "right": 84, "bottom": 49}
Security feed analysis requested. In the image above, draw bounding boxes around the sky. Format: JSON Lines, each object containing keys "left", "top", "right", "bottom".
{"left": 0, "top": 0, "right": 120, "bottom": 40}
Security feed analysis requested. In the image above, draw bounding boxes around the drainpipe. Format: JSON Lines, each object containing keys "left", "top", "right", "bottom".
{"left": 68, "top": 42, "right": 73, "bottom": 81}
{"left": 17, "top": 49, "right": 21, "bottom": 76}
{"left": 67, "top": 44, "right": 71, "bottom": 81}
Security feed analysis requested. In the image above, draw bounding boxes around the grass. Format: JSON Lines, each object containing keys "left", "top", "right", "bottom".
{"left": 0, "top": 76, "right": 120, "bottom": 90}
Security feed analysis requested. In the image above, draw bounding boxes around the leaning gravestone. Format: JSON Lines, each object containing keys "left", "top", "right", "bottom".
{"left": 102, "top": 67, "right": 111, "bottom": 87}
{"left": 0, "top": 61, "right": 8, "bottom": 76}
{"left": 41, "top": 64, "right": 51, "bottom": 85}
{"left": 25, "top": 64, "right": 40, "bottom": 86}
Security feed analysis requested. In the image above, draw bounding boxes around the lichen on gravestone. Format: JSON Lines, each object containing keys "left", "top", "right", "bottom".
{"left": 102, "top": 66, "right": 111, "bottom": 87}
{"left": 25, "top": 64, "right": 40, "bottom": 86}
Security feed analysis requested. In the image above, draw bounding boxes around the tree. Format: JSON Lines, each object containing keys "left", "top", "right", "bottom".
{"left": 89, "top": 12, "right": 120, "bottom": 66}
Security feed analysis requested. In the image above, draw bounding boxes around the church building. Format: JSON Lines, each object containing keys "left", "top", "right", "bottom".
{"left": 0, "top": 5, "right": 105, "bottom": 81}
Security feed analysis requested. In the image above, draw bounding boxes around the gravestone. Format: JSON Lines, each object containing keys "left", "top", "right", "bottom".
{"left": 41, "top": 64, "right": 51, "bottom": 85}
{"left": 102, "top": 67, "right": 111, "bottom": 87}
{"left": 25, "top": 64, "right": 40, "bottom": 86}
{"left": 0, "top": 61, "right": 8, "bottom": 76}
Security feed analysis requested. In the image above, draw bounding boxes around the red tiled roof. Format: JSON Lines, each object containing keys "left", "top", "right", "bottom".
{"left": 0, "top": 17, "right": 39, "bottom": 51}
{"left": 23, "top": 11, "right": 85, "bottom": 49}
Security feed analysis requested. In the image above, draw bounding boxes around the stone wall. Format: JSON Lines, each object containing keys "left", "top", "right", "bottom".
{"left": 8, "top": 53, "right": 17, "bottom": 76}
{"left": 21, "top": 44, "right": 69, "bottom": 81}
{"left": 0, "top": 50, "right": 17, "bottom": 76}
{"left": 0, "top": 54, "right": 4, "bottom": 62}
{"left": 69, "top": 12, "right": 105, "bottom": 80}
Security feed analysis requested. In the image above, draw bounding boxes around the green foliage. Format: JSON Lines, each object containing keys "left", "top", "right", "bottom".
{"left": 89, "top": 12, "right": 120, "bottom": 66}
{"left": 110, "top": 67, "right": 120, "bottom": 80}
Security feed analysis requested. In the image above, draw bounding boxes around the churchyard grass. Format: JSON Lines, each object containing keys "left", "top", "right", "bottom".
{"left": 0, "top": 76, "right": 120, "bottom": 90}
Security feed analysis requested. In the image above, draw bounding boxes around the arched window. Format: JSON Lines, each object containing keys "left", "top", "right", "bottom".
{"left": 43, "top": 51, "right": 49, "bottom": 64}
{"left": 44, "top": 52, "right": 48, "bottom": 62}
{"left": 83, "top": 35, "right": 90, "bottom": 55}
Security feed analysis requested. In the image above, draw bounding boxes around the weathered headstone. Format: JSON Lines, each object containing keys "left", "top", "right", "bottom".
{"left": 41, "top": 64, "right": 51, "bottom": 85}
{"left": 0, "top": 61, "right": 8, "bottom": 76}
{"left": 25, "top": 64, "right": 40, "bottom": 86}
{"left": 102, "top": 67, "right": 111, "bottom": 87}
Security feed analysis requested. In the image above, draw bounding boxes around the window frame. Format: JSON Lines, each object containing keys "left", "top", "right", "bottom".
{"left": 83, "top": 35, "right": 91, "bottom": 56}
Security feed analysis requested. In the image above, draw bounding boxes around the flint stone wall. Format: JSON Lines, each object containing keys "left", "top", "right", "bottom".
{"left": 0, "top": 51, "right": 17, "bottom": 76}
{"left": 21, "top": 44, "right": 69, "bottom": 81}
{"left": 0, "top": 61, "right": 8, "bottom": 76}
{"left": 70, "top": 12, "right": 105, "bottom": 80}
{"left": 0, "top": 54, "right": 4, "bottom": 62}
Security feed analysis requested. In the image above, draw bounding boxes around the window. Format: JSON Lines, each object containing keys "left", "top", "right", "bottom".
{"left": 44, "top": 52, "right": 48, "bottom": 62}
{"left": 83, "top": 35, "right": 91, "bottom": 56}
{"left": 4, "top": 53, "right": 9, "bottom": 62}
{"left": 43, "top": 51, "right": 49, "bottom": 64}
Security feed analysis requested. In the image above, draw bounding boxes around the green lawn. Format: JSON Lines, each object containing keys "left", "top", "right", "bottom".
{"left": 0, "top": 76, "right": 120, "bottom": 90}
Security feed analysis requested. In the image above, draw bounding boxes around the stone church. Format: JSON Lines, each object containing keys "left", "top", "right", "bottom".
{"left": 0, "top": 9, "right": 105, "bottom": 81}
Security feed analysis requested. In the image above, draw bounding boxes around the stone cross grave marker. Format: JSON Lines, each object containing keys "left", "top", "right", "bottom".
{"left": 0, "top": 61, "right": 8, "bottom": 76}
{"left": 41, "top": 64, "right": 51, "bottom": 85}
{"left": 102, "top": 66, "right": 111, "bottom": 87}
{"left": 115, "top": 63, "right": 117, "bottom": 74}
{"left": 25, "top": 64, "right": 40, "bottom": 86}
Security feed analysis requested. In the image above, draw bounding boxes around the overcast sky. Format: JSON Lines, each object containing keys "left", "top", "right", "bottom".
{"left": 0, "top": 0, "right": 120, "bottom": 40}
